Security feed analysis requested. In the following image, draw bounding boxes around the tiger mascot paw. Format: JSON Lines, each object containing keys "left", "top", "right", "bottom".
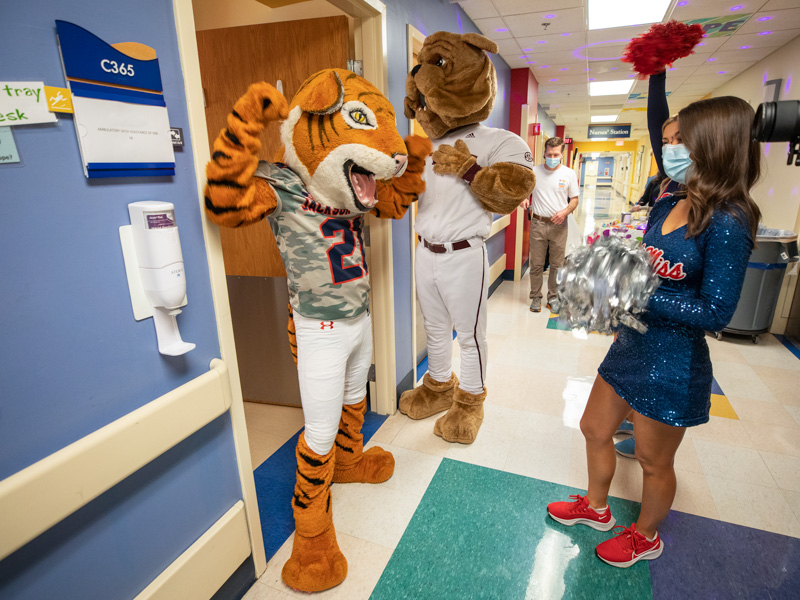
{"left": 232, "top": 81, "right": 290, "bottom": 127}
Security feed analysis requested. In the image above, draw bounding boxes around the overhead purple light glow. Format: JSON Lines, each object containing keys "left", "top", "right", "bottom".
{"left": 545, "top": 14, "right": 555, "bottom": 19}
{"left": 547, "top": 90, "right": 555, "bottom": 93}
{"left": 560, "top": 67, "right": 568, "bottom": 71}
{"left": 549, "top": 78, "right": 558, "bottom": 82}
{"left": 538, "top": 40, "right": 547, "bottom": 44}
{"left": 707, "top": 57, "right": 716, "bottom": 62}
{"left": 697, "top": 42, "right": 706, "bottom": 46}
{"left": 589, "top": 78, "right": 596, "bottom": 81}
{"left": 718, "top": 71, "right": 727, "bottom": 74}
{"left": 526, "top": 60, "right": 536, "bottom": 64}
{"left": 740, "top": 45, "right": 751, "bottom": 49}
{"left": 759, "top": 31, "right": 773, "bottom": 35}
{"left": 562, "top": 33, "right": 571, "bottom": 37}
{"left": 541, "top": 65, "right": 550, "bottom": 68}
{"left": 496, "top": 28, "right": 508, "bottom": 32}
{"left": 524, "top": 48, "right": 533, "bottom": 52}
{"left": 611, "top": 67, "right": 618, "bottom": 70}
{"left": 730, "top": 5, "right": 742, "bottom": 10}
{"left": 668, "top": 67, "right": 677, "bottom": 71}
{"left": 758, "top": 16, "right": 772, "bottom": 21}
{"left": 677, "top": 1, "right": 688, "bottom": 5}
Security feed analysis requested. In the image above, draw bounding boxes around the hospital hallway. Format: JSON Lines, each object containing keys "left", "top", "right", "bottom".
{"left": 242, "top": 185, "right": 800, "bottom": 599}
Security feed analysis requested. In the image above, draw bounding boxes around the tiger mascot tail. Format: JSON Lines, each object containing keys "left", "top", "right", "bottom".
{"left": 204, "top": 69, "right": 430, "bottom": 593}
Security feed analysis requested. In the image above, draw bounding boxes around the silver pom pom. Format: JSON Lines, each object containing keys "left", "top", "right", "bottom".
{"left": 556, "top": 236, "right": 660, "bottom": 335}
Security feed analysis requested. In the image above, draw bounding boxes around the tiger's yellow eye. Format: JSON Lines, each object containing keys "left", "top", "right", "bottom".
{"left": 350, "top": 110, "right": 367, "bottom": 124}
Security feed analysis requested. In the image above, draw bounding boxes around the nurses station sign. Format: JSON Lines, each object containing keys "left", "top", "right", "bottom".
{"left": 55, "top": 20, "right": 175, "bottom": 178}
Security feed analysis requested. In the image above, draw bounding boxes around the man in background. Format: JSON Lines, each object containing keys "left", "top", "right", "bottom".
{"left": 522, "top": 136, "right": 579, "bottom": 313}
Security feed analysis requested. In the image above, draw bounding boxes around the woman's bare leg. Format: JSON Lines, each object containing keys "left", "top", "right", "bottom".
{"left": 630, "top": 411, "right": 686, "bottom": 538}
{"left": 580, "top": 375, "right": 635, "bottom": 509}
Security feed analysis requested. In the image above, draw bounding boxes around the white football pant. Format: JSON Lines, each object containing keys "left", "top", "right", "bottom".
{"left": 294, "top": 310, "right": 372, "bottom": 455}
{"left": 415, "top": 242, "right": 488, "bottom": 395}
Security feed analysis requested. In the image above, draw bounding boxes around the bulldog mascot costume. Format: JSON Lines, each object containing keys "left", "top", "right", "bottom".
{"left": 203, "top": 69, "right": 430, "bottom": 592}
{"left": 398, "top": 32, "right": 536, "bottom": 444}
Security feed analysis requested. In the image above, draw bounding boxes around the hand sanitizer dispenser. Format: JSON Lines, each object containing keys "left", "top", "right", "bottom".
{"left": 120, "top": 201, "right": 195, "bottom": 356}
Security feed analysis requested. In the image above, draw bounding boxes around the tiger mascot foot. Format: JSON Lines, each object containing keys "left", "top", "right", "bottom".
{"left": 282, "top": 525, "right": 347, "bottom": 593}
{"left": 398, "top": 373, "right": 458, "bottom": 420}
{"left": 433, "top": 386, "right": 486, "bottom": 444}
{"left": 282, "top": 434, "right": 346, "bottom": 593}
{"left": 333, "top": 398, "right": 394, "bottom": 484}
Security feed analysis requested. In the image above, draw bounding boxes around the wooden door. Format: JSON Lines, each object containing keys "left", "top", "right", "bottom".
{"left": 197, "top": 17, "right": 350, "bottom": 405}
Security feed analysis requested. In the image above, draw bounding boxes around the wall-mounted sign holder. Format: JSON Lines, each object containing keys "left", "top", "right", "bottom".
{"left": 55, "top": 20, "right": 175, "bottom": 178}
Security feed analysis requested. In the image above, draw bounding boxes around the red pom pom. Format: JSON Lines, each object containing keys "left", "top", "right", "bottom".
{"left": 622, "top": 21, "right": 705, "bottom": 77}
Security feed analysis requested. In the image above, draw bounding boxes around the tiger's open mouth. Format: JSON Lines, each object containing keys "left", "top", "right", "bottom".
{"left": 344, "top": 160, "right": 378, "bottom": 211}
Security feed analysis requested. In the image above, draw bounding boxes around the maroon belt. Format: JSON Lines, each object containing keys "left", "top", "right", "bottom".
{"left": 418, "top": 236, "right": 471, "bottom": 253}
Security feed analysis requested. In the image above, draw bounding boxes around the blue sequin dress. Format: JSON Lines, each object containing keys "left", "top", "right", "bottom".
{"left": 598, "top": 195, "right": 753, "bottom": 427}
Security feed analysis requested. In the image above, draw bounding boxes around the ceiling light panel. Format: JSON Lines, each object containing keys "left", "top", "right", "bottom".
{"left": 589, "top": 79, "right": 636, "bottom": 96}
{"left": 588, "top": 0, "right": 671, "bottom": 30}
{"left": 591, "top": 115, "right": 618, "bottom": 122}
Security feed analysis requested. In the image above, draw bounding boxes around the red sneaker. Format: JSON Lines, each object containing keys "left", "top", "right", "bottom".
{"left": 547, "top": 494, "right": 616, "bottom": 531}
{"left": 595, "top": 523, "right": 663, "bottom": 568}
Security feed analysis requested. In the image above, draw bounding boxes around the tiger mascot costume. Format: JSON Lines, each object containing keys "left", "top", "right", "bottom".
{"left": 203, "top": 69, "right": 430, "bottom": 593}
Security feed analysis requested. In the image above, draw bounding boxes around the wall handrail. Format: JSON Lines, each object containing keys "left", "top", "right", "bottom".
{"left": 0, "top": 359, "right": 232, "bottom": 561}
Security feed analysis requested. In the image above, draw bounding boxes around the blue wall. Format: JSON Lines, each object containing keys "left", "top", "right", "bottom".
{"left": 0, "top": 1, "right": 244, "bottom": 597}
{"left": 382, "top": 0, "right": 512, "bottom": 391}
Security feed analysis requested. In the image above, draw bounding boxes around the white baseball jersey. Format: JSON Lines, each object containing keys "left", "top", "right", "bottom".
{"left": 415, "top": 123, "right": 533, "bottom": 243}
{"left": 529, "top": 164, "right": 579, "bottom": 218}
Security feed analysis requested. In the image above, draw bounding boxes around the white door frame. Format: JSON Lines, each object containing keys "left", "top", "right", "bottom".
{"left": 172, "top": 0, "right": 394, "bottom": 577}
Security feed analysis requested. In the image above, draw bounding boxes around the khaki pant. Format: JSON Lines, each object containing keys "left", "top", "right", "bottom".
{"left": 529, "top": 217, "right": 568, "bottom": 302}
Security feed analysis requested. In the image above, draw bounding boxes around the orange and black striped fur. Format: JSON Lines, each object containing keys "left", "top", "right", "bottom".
{"left": 204, "top": 70, "right": 421, "bottom": 594}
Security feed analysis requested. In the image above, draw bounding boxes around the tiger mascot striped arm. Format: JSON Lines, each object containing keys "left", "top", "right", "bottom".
{"left": 204, "top": 83, "right": 289, "bottom": 227}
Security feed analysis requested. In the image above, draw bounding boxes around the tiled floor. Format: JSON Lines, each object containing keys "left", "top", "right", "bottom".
{"left": 242, "top": 187, "right": 800, "bottom": 599}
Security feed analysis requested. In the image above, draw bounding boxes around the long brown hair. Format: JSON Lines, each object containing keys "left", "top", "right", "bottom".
{"left": 679, "top": 96, "right": 761, "bottom": 239}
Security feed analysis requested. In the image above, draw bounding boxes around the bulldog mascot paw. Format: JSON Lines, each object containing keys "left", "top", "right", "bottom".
{"left": 400, "top": 32, "right": 536, "bottom": 444}
{"left": 204, "top": 69, "right": 428, "bottom": 592}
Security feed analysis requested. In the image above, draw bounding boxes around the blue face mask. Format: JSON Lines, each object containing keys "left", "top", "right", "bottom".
{"left": 545, "top": 156, "right": 561, "bottom": 169}
{"left": 662, "top": 143, "right": 692, "bottom": 184}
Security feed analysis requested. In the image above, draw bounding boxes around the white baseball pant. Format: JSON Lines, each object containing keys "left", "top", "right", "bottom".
{"left": 415, "top": 241, "right": 489, "bottom": 395}
{"left": 293, "top": 309, "right": 373, "bottom": 455}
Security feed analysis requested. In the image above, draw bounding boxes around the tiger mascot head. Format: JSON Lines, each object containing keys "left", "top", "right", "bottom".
{"left": 280, "top": 68, "right": 408, "bottom": 214}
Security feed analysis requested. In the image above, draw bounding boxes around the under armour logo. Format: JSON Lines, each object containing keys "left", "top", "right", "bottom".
{"left": 465, "top": 132, "right": 475, "bottom": 138}
{"left": 320, "top": 321, "right": 334, "bottom": 330}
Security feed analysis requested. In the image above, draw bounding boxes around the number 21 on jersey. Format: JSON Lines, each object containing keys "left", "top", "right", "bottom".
{"left": 320, "top": 216, "right": 368, "bottom": 285}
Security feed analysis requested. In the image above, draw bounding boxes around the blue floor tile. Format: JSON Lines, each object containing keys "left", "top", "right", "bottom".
{"left": 651, "top": 510, "right": 800, "bottom": 600}
{"left": 252, "top": 412, "right": 387, "bottom": 561}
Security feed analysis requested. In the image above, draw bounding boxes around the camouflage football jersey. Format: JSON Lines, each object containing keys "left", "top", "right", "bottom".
{"left": 254, "top": 162, "right": 370, "bottom": 320}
